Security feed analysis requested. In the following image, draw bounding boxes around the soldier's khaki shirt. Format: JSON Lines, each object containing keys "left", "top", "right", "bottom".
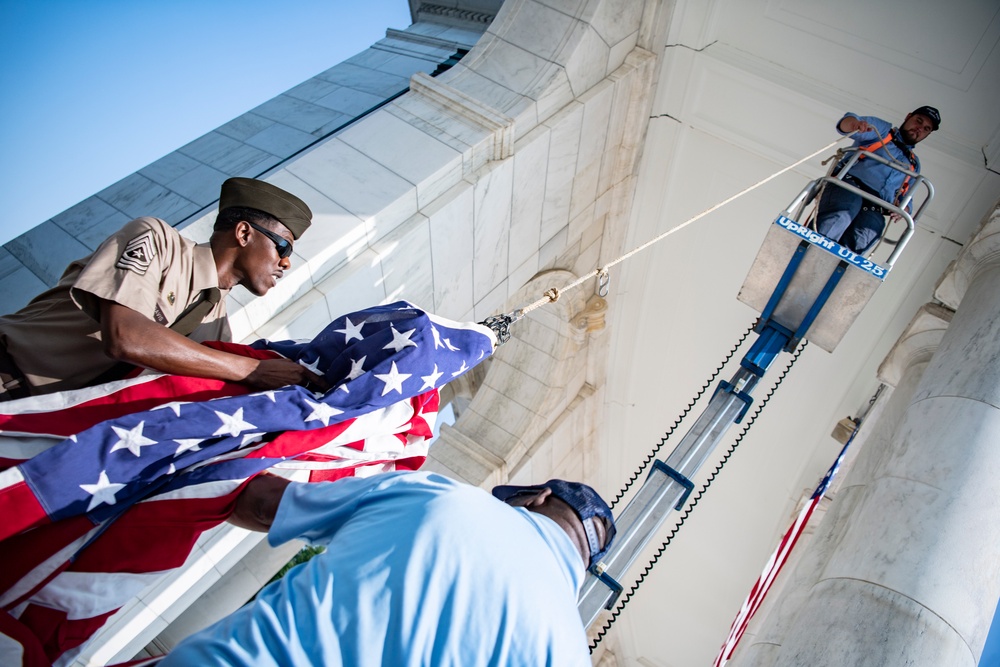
{"left": 0, "top": 217, "right": 231, "bottom": 394}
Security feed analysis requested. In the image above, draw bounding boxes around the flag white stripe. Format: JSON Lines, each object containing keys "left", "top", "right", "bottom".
{"left": 0, "top": 374, "right": 164, "bottom": 417}
{"left": 0, "top": 526, "right": 103, "bottom": 608}
{"left": 30, "top": 570, "right": 167, "bottom": 619}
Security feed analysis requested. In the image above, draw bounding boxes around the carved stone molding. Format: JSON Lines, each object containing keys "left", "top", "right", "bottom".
{"left": 416, "top": 3, "right": 497, "bottom": 27}
{"left": 408, "top": 71, "right": 515, "bottom": 162}
{"left": 385, "top": 28, "right": 473, "bottom": 52}
{"left": 430, "top": 424, "right": 507, "bottom": 488}
{"left": 876, "top": 303, "right": 953, "bottom": 388}
{"left": 934, "top": 201, "right": 1000, "bottom": 310}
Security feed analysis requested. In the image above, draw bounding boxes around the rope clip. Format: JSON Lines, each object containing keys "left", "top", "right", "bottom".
{"left": 596, "top": 268, "right": 610, "bottom": 297}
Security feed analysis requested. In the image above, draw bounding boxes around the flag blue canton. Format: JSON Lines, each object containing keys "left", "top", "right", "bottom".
{"left": 20, "top": 302, "right": 495, "bottom": 523}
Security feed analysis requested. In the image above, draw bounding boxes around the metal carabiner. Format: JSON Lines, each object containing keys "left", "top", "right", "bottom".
{"left": 596, "top": 268, "right": 610, "bottom": 298}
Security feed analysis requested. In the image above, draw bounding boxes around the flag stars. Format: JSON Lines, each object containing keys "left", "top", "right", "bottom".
{"left": 451, "top": 360, "right": 469, "bottom": 377}
{"left": 347, "top": 356, "right": 367, "bottom": 381}
{"left": 335, "top": 317, "right": 365, "bottom": 343}
{"left": 375, "top": 361, "right": 412, "bottom": 396}
{"left": 304, "top": 399, "right": 344, "bottom": 427}
{"left": 173, "top": 438, "right": 204, "bottom": 457}
{"left": 109, "top": 421, "right": 158, "bottom": 457}
{"left": 213, "top": 408, "right": 257, "bottom": 437}
{"left": 383, "top": 327, "right": 417, "bottom": 353}
{"left": 241, "top": 433, "right": 265, "bottom": 446}
{"left": 80, "top": 470, "right": 126, "bottom": 512}
{"left": 299, "top": 356, "right": 323, "bottom": 375}
{"left": 420, "top": 364, "right": 444, "bottom": 390}
{"left": 430, "top": 325, "right": 458, "bottom": 351}
{"left": 151, "top": 401, "right": 184, "bottom": 416}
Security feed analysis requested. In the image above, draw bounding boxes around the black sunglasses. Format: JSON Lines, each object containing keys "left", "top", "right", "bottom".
{"left": 246, "top": 221, "right": 293, "bottom": 259}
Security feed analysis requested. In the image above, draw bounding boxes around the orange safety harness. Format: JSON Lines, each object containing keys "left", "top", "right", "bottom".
{"left": 857, "top": 131, "right": 918, "bottom": 205}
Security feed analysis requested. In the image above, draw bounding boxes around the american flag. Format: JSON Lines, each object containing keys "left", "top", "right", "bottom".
{"left": 712, "top": 428, "right": 857, "bottom": 667}
{"left": 0, "top": 302, "right": 495, "bottom": 667}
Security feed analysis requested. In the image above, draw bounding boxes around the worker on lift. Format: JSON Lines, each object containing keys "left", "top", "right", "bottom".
{"left": 815, "top": 106, "right": 940, "bottom": 254}
{"left": 160, "top": 471, "right": 616, "bottom": 667}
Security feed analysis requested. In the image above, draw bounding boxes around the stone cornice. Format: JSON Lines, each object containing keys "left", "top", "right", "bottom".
{"left": 876, "top": 303, "right": 953, "bottom": 387}
{"left": 409, "top": 72, "right": 515, "bottom": 161}
{"left": 416, "top": 3, "right": 496, "bottom": 26}
{"left": 384, "top": 28, "right": 473, "bottom": 52}
{"left": 934, "top": 202, "right": 1000, "bottom": 310}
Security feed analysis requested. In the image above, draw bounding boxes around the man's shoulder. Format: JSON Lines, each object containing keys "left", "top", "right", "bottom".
{"left": 108, "top": 217, "right": 195, "bottom": 257}
{"left": 117, "top": 216, "right": 179, "bottom": 238}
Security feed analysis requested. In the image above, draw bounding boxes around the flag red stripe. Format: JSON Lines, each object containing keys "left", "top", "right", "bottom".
{"left": 0, "top": 608, "right": 50, "bottom": 667}
{"left": 0, "top": 480, "right": 50, "bottom": 543}
{"left": 16, "top": 603, "right": 116, "bottom": 666}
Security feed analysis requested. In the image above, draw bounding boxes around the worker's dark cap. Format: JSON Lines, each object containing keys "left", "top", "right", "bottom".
{"left": 910, "top": 105, "right": 940, "bottom": 130}
{"left": 219, "top": 177, "right": 313, "bottom": 239}
{"left": 492, "top": 479, "right": 616, "bottom": 568}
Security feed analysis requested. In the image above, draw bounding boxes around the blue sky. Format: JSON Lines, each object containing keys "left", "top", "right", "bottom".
{"left": 0, "top": 0, "right": 411, "bottom": 245}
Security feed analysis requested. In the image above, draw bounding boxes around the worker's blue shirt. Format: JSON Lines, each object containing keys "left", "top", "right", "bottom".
{"left": 839, "top": 113, "right": 921, "bottom": 207}
{"left": 162, "top": 472, "right": 591, "bottom": 667}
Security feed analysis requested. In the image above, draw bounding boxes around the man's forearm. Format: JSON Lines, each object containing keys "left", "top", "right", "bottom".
{"left": 98, "top": 301, "right": 329, "bottom": 391}
{"left": 100, "top": 300, "right": 258, "bottom": 381}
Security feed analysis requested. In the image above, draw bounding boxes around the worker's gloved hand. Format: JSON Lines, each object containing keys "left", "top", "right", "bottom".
{"left": 243, "top": 358, "right": 330, "bottom": 392}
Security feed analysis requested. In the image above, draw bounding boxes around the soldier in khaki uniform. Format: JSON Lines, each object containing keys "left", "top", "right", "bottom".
{"left": 0, "top": 177, "right": 327, "bottom": 399}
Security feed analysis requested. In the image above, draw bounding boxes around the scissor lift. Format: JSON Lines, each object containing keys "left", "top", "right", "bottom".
{"left": 578, "top": 149, "right": 934, "bottom": 625}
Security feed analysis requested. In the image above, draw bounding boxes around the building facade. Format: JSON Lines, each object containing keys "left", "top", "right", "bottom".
{"left": 2, "top": 1, "right": 999, "bottom": 665}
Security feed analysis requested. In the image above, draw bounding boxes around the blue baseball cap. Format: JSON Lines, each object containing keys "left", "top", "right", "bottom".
{"left": 492, "top": 479, "right": 616, "bottom": 568}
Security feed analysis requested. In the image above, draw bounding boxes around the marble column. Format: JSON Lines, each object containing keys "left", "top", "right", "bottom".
{"left": 730, "top": 303, "right": 951, "bottom": 667}
{"left": 769, "top": 203, "right": 1000, "bottom": 666}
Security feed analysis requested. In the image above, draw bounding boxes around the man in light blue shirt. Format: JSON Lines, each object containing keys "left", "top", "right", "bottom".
{"left": 815, "top": 106, "right": 939, "bottom": 254}
{"left": 161, "top": 471, "right": 616, "bottom": 667}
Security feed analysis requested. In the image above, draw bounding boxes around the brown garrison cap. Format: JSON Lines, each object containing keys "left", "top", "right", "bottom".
{"left": 219, "top": 177, "right": 313, "bottom": 239}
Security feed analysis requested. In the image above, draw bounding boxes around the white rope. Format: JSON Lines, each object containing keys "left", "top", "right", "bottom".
{"left": 517, "top": 134, "right": 854, "bottom": 316}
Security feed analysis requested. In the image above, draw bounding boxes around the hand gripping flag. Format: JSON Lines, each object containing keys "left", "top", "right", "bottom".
{"left": 0, "top": 302, "right": 495, "bottom": 667}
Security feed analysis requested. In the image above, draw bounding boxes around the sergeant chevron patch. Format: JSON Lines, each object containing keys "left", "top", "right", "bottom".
{"left": 116, "top": 230, "right": 157, "bottom": 275}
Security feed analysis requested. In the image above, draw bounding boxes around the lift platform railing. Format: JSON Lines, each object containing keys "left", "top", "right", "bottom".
{"left": 782, "top": 148, "right": 934, "bottom": 269}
